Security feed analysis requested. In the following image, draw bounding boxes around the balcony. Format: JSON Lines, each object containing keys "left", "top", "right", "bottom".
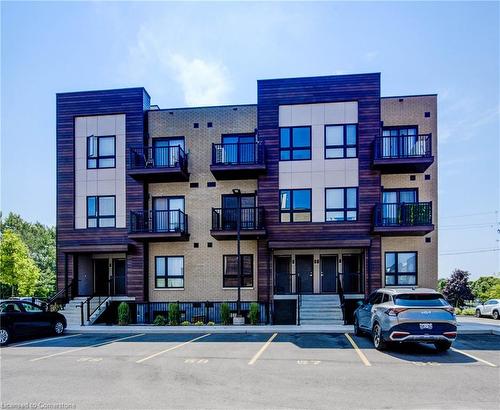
{"left": 210, "top": 142, "right": 266, "bottom": 180}
{"left": 373, "top": 202, "right": 434, "bottom": 236}
{"left": 210, "top": 207, "right": 266, "bottom": 240}
{"left": 372, "top": 134, "right": 434, "bottom": 173}
{"left": 128, "top": 146, "right": 189, "bottom": 182}
{"left": 128, "top": 210, "right": 189, "bottom": 241}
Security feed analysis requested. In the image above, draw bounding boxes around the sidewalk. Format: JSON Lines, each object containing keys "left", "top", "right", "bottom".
{"left": 66, "top": 317, "right": 500, "bottom": 335}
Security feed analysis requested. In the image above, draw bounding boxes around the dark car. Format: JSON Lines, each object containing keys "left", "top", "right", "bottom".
{"left": 0, "top": 300, "right": 67, "bottom": 346}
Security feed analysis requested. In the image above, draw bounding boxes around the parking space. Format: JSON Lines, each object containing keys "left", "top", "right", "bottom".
{"left": 1, "top": 332, "right": 499, "bottom": 409}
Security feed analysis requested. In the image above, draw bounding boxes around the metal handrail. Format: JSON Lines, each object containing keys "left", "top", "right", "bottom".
{"left": 212, "top": 142, "right": 264, "bottom": 165}
{"left": 337, "top": 274, "right": 346, "bottom": 325}
{"left": 374, "top": 134, "right": 432, "bottom": 159}
{"left": 374, "top": 202, "right": 432, "bottom": 227}
{"left": 46, "top": 280, "right": 74, "bottom": 310}
{"left": 128, "top": 145, "right": 188, "bottom": 170}
{"left": 211, "top": 207, "right": 265, "bottom": 231}
{"left": 129, "top": 209, "right": 188, "bottom": 234}
{"left": 90, "top": 295, "right": 109, "bottom": 318}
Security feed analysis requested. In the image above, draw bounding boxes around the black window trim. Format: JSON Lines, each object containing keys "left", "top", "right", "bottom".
{"left": 279, "top": 188, "right": 312, "bottom": 223}
{"left": 222, "top": 254, "right": 254, "bottom": 288}
{"left": 325, "top": 187, "right": 359, "bottom": 222}
{"left": 155, "top": 255, "right": 185, "bottom": 289}
{"left": 87, "top": 135, "right": 116, "bottom": 169}
{"left": 86, "top": 195, "right": 116, "bottom": 229}
{"left": 324, "top": 123, "right": 358, "bottom": 159}
{"left": 279, "top": 126, "right": 312, "bottom": 161}
{"left": 384, "top": 251, "right": 418, "bottom": 286}
{"left": 381, "top": 188, "right": 419, "bottom": 203}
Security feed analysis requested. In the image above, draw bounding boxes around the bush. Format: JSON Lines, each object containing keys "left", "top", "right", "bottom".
{"left": 454, "top": 308, "right": 462, "bottom": 315}
{"left": 248, "top": 302, "right": 260, "bottom": 325}
{"left": 152, "top": 315, "right": 166, "bottom": 326}
{"left": 117, "top": 302, "right": 130, "bottom": 326}
{"left": 207, "top": 321, "right": 215, "bottom": 326}
{"left": 194, "top": 320, "right": 204, "bottom": 326}
{"left": 168, "top": 303, "right": 181, "bottom": 325}
{"left": 181, "top": 320, "right": 191, "bottom": 326}
{"left": 461, "top": 308, "right": 476, "bottom": 316}
{"left": 220, "top": 303, "right": 231, "bottom": 325}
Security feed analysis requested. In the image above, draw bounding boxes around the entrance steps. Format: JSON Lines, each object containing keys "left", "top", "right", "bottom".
{"left": 299, "top": 294, "right": 344, "bottom": 325}
{"left": 60, "top": 296, "right": 110, "bottom": 326}
{"left": 60, "top": 297, "right": 87, "bottom": 327}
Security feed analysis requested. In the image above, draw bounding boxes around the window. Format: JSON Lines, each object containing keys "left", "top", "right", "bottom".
{"left": 394, "top": 294, "right": 449, "bottom": 307}
{"left": 155, "top": 256, "right": 184, "bottom": 288}
{"left": 381, "top": 126, "right": 420, "bottom": 158}
{"left": 325, "top": 188, "right": 358, "bottom": 222}
{"left": 87, "top": 196, "right": 115, "bottom": 228}
{"left": 223, "top": 255, "right": 253, "bottom": 287}
{"left": 22, "top": 303, "right": 43, "bottom": 312}
{"left": 367, "top": 292, "right": 383, "bottom": 305}
{"left": 220, "top": 134, "right": 256, "bottom": 164}
{"left": 382, "top": 189, "right": 417, "bottom": 204}
{"left": 153, "top": 138, "right": 184, "bottom": 167}
{"left": 87, "top": 136, "right": 115, "bottom": 168}
{"left": 385, "top": 252, "right": 417, "bottom": 286}
{"left": 325, "top": 124, "right": 357, "bottom": 158}
{"left": 280, "top": 127, "right": 311, "bottom": 160}
{"left": 153, "top": 197, "right": 185, "bottom": 232}
{"left": 280, "top": 189, "right": 311, "bottom": 222}
{"left": 0, "top": 302, "right": 21, "bottom": 313}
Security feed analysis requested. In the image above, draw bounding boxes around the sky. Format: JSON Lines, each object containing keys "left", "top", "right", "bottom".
{"left": 1, "top": 1, "right": 499, "bottom": 279}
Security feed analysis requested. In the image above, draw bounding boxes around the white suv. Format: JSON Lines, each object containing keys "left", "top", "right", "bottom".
{"left": 475, "top": 299, "right": 500, "bottom": 319}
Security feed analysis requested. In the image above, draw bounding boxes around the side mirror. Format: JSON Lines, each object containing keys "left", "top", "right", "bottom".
{"left": 357, "top": 300, "right": 364, "bottom": 307}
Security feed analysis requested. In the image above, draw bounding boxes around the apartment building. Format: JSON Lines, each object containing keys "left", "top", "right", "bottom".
{"left": 56, "top": 73, "right": 437, "bottom": 325}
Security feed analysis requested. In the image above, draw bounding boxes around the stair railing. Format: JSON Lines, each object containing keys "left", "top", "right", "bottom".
{"left": 89, "top": 296, "right": 109, "bottom": 319}
{"left": 337, "top": 274, "right": 346, "bottom": 325}
{"left": 46, "top": 280, "right": 74, "bottom": 311}
{"left": 295, "top": 273, "right": 301, "bottom": 326}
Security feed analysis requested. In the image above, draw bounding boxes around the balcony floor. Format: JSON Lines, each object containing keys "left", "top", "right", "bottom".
{"left": 128, "top": 231, "right": 190, "bottom": 242}
{"left": 128, "top": 167, "right": 189, "bottom": 182}
{"left": 210, "top": 163, "right": 267, "bottom": 180}
{"left": 373, "top": 224, "right": 435, "bottom": 236}
{"left": 372, "top": 156, "right": 434, "bottom": 174}
{"left": 210, "top": 229, "right": 267, "bottom": 240}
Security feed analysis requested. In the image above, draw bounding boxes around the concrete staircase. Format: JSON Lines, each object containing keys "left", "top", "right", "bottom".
{"left": 299, "top": 294, "right": 344, "bottom": 325}
{"left": 60, "top": 297, "right": 87, "bottom": 327}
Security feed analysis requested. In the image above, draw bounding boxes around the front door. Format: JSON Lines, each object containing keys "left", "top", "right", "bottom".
{"left": 275, "top": 256, "right": 292, "bottom": 294}
{"left": 321, "top": 256, "right": 337, "bottom": 293}
{"left": 296, "top": 255, "right": 313, "bottom": 294}
{"left": 94, "top": 259, "right": 109, "bottom": 296}
{"left": 112, "top": 259, "right": 126, "bottom": 296}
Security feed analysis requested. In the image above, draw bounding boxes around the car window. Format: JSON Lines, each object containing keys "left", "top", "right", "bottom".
{"left": 22, "top": 303, "right": 43, "bottom": 312}
{"left": 0, "top": 302, "right": 22, "bottom": 313}
{"left": 368, "top": 292, "right": 383, "bottom": 305}
{"left": 382, "top": 293, "right": 390, "bottom": 303}
{"left": 394, "top": 294, "right": 449, "bottom": 307}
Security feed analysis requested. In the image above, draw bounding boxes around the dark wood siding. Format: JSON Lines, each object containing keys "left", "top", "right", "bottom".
{"left": 56, "top": 88, "right": 150, "bottom": 301}
{"left": 256, "top": 74, "right": 382, "bottom": 301}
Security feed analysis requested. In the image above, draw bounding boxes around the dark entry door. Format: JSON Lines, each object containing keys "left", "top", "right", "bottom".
{"left": 296, "top": 255, "right": 313, "bottom": 294}
{"left": 94, "top": 259, "right": 109, "bottom": 296}
{"left": 321, "top": 256, "right": 337, "bottom": 293}
{"left": 112, "top": 259, "right": 126, "bottom": 296}
{"left": 275, "top": 256, "right": 292, "bottom": 294}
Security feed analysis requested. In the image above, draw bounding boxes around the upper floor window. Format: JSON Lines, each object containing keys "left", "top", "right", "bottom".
{"left": 155, "top": 256, "right": 184, "bottom": 288}
{"left": 381, "top": 126, "right": 418, "bottom": 158}
{"left": 223, "top": 255, "right": 253, "bottom": 288}
{"left": 385, "top": 252, "right": 417, "bottom": 286}
{"left": 325, "top": 124, "right": 357, "bottom": 159}
{"left": 325, "top": 187, "right": 358, "bottom": 222}
{"left": 280, "top": 127, "right": 311, "bottom": 161}
{"left": 280, "top": 189, "right": 311, "bottom": 222}
{"left": 382, "top": 189, "right": 417, "bottom": 204}
{"left": 87, "top": 136, "right": 115, "bottom": 169}
{"left": 87, "top": 196, "right": 115, "bottom": 228}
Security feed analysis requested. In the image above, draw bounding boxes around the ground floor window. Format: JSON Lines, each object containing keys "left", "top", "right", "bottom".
{"left": 385, "top": 252, "right": 417, "bottom": 286}
{"left": 223, "top": 255, "right": 253, "bottom": 287}
{"left": 155, "top": 256, "right": 184, "bottom": 288}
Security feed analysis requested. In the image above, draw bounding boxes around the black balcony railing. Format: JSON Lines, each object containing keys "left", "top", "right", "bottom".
{"left": 374, "top": 134, "right": 432, "bottom": 160}
{"left": 129, "top": 210, "right": 188, "bottom": 234}
{"left": 212, "top": 142, "right": 265, "bottom": 166}
{"left": 129, "top": 146, "right": 188, "bottom": 170}
{"left": 374, "top": 202, "right": 432, "bottom": 227}
{"left": 211, "top": 207, "right": 265, "bottom": 231}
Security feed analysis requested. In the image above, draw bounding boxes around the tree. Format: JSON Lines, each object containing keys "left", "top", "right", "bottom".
{"left": 486, "top": 283, "right": 500, "bottom": 300}
{"left": 471, "top": 276, "right": 500, "bottom": 302}
{"left": 437, "top": 278, "right": 447, "bottom": 293}
{"left": 442, "top": 269, "right": 474, "bottom": 307}
{"left": 0, "top": 212, "right": 56, "bottom": 297}
{"left": 0, "top": 230, "right": 41, "bottom": 297}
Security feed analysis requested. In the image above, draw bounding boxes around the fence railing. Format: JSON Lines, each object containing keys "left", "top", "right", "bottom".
{"left": 129, "top": 210, "right": 188, "bottom": 234}
{"left": 211, "top": 207, "right": 265, "bottom": 231}
{"left": 374, "top": 134, "right": 432, "bottom": 159}
{"left": 212, "top": 142, "right": 264, "bottom": 166}
{"left": 129, "top": 145, "right": 188, "bottom": 170}
{"left": 374, "top": 202, "right": 433, "bottom": 227}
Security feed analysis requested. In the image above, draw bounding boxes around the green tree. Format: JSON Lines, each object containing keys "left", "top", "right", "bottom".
{"left": 486, "top": 283, "right": 500, "bottom": 300}
{"left": 442, "top": 269, "right": 474, "bottom": 308}
{"left": 471, "top": 276, "right": 500, "bottom": 302}
{"left": 0, "top": 230, "right": 41, "bottom": 297}
{"left": 437, "top": 278, "right": 447, "bottom": 293}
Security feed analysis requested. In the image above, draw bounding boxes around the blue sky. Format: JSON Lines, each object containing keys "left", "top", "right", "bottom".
{"left": 1, "top": 1, "right": 499, "bottom": 278}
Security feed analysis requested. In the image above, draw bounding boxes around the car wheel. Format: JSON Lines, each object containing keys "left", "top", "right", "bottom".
{"left": 0, "top": 328, "right": 11, "bottom": 346}
{"left": 53, "top": 321, "right": 65, "bottom": 335}
{"left": 372, "top": 323, "right": 386, "bottom": 351}
{"left": 434, "top": 341, "right": 452, "bottom": 352}
{"left": 475, "top": 309, "right": 481, "bottom": 318}
{"left": 354, "top": 317, "right": 362, "bottom": 336}
{"left": 492, "top": 310, "right": 499, "bottom": 320}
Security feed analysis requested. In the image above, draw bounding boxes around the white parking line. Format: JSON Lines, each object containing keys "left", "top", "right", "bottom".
{"left": 248, "top": 333, "right": 277, "bottom": 365}
{"left": 136, "top": 334, "right": 211, "bottom": 363}
{"left": 8, "top": 333, "right": 82, "bottom": 347}
{"left": 451, "top": 347, "right": 497, "bottom": 367}
{"left": 344, "top": 333, "right": 372, "bottom": 367}
{"left": 30, "top": 333, "right": 145, "bottom": 362}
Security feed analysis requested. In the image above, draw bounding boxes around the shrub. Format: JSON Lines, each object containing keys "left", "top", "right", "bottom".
{"left": 168, "top": 303, "right": 181, "bottom": 325}
{"left": 461, "top": 308, "right": 476, "bottom": 316}
{"left": 454, "top": 308, "right": 462, "bottom": 315}
{"left": 117, "top": 302, "right": 130, "bottom": 326}
{"left": 220, "top": 303, "right": 231, "bottom": 325}
{"left": 194, "top": 320, "right": 204, "bottom": 326}
{"left": 207, "top": 321, "right": 215, "bottom": 326}
{"left": 181, "top": 320, "right": 191, "bottom": 326}
{"left": 248, "top": 302, "right": 260, "bottom": 325}
{"left": 152, "top": 315, "right": 166, "bottom": 326}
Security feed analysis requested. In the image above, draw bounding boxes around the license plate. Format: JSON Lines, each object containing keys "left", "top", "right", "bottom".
{"left": 420, "top": 323, "right": 433, "bottom": 330}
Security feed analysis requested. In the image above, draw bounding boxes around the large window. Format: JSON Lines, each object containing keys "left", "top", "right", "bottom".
{"left": 223, "top": 255, "right": 253, "bottom": 288}
{"left": 385, "top": 252, "right": 417, "bottom": 286}
{"left": 87, "top": 136, "right": 115, "bottom": 169}
{"left": 325, "top": 188, "right": 358, "bottom": 222}
{"left": 155, "top": 256, "right": 184, "bottom": 288}
{"left": 87, "top": 196, "right": 115, "bottom": 228}
{"left": 325, "top": 124, "right": 357, "bottom": 158}
{"left": 280, "top": 189, "right": 311, "bottom": 222}
{"left": 280, "top": 127, "right": 311, "bottom": 160}
{"left": 381, "top": 126, "right": 419, "bottom": 158}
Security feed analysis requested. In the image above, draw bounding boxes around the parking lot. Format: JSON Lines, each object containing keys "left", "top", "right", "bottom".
{"left": 1, "top": 332, "right": 499, "bottom": 409}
